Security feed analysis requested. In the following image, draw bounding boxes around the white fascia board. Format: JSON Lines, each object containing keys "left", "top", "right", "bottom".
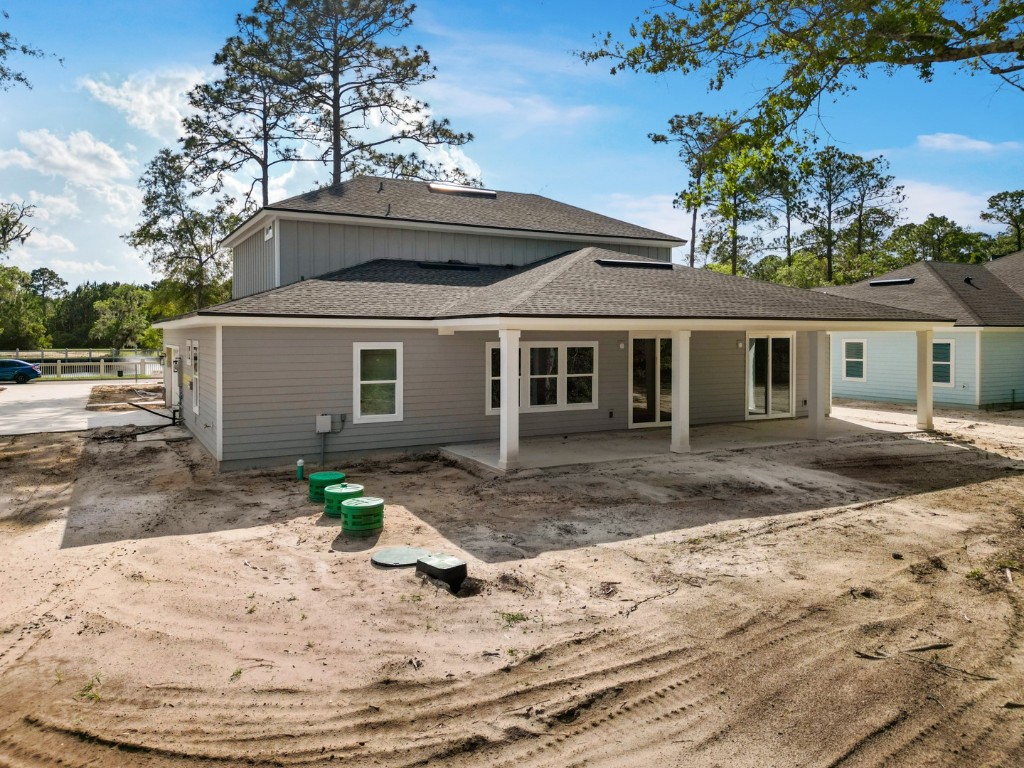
{"left": 439, "top": 317, "right": 957, "bottom": 333}
{"left": 157, "top": 314, "right": 954, "bottom": 333}
{"left": 229, "top": 209, "right": 683, "bottom": 251}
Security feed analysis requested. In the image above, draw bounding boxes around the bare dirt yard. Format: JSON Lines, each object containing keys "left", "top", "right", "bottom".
{"left": 1, "top": 401, "right": 1023, "bottom": 766}
{"left": 85, "top": 384, "right": 164, "bottom": 412}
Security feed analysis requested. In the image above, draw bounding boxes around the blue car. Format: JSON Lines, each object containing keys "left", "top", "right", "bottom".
{"left": 0, "top": 359, "right": 42, "bottom": 384}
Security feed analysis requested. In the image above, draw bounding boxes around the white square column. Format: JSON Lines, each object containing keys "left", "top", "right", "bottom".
{"left": 670, "top": 330, "right": 691, "bottom": 453}
{"left": 807, "top": 330, "right": 830, "bottom": 439}
{"left": 498, "top": 329, "right": 521, "bottom": 470}
{"left": 916, "top": 329, "right": 934, "bottom": 430}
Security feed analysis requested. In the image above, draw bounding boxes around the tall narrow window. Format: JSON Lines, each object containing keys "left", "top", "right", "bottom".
{"left": 529, "top": 346, "right": 558, "bottom": 407}
{"left": 354, "top": 343, "right": 403, "bottom": 423}
{"left": 191, "top": 339, "right": 200, "bottom": 414}
{"left": 843, "top": 340, "right": 866, "bottom": 381}
{"left": 933, "top": 340, "right": 954, "bottom": 386}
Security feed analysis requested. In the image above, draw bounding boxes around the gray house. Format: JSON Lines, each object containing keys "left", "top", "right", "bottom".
{"left": 157, "top": 177, "right": 949, "bottom": 471}
{"left": 822, "top": 252, "right": 1024, "bottom": 409}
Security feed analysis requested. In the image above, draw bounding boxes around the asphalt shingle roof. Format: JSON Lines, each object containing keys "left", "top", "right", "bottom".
{"left": 818, "top": 255, "right": 1024, "bottom": 327}
{"left": 260, "top": 176, "right": 682, "bottom": 243}
{"left": 200, "top": 248, "right": 949, "bottom": 323}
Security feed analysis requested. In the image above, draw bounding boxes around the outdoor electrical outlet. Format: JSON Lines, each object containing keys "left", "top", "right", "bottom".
{"left": 609, "top": 410, "right": 614, "bottom": 418}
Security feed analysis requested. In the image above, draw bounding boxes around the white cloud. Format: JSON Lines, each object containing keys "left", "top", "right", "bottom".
{"left": 422, "top": 81, "right": 600, "bottom": 136}
{"left": 917, "top": 133, "right": 1021, "bottom": 153}
{"left": 595, "top": 192, "right": 689, "bottom": 261}
{"left": 0, "top": 129, "right": 141, "bottom": 227}
{"left": 80, "top": 69, "right": 205, "bottom": 142}
{"left": 901, "top": 180, "right": 993, "bottom": 231}
{"left": 28, "top": 189, "right": 81, "bottom": 221}
{"left": 23, "top": 231, "right": 77, "bottom": 254}
{"left": 0, "top": 129, "right": 133, "bottom": 185}
{"left": 49, "top": 259, "right": 118, "bottom": 275}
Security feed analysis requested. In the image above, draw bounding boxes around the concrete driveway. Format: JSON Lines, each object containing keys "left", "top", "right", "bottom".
{"left": 0, "top": 380, "right": 168, "bottom": 435}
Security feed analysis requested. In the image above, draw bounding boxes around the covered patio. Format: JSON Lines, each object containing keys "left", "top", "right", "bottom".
{"left": 441, "top": 402, "right": 928, "bottom": 472}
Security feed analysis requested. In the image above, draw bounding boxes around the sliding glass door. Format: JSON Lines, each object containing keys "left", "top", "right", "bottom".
{"left": 631, "top": 337, "right": 672, "bottom": 426}
{"left": 747, "top": 334, "right": 793, "bottom": 418}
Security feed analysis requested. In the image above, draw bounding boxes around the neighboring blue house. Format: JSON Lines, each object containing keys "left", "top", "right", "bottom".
{"left": 821, "top": 251, "right": 1024, "bottom": 409}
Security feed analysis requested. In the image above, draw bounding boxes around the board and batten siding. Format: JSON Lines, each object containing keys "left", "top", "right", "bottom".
{"left": 830, "top": 330, "right": 978, "bottom": 407}
{"left": 163, "top": 327, "right": 219, "bottom": 458}
{"left": 276, "top": 219, "right": 671, "bottom": 286}
{"left": 219, "top": 328, "right": 631, "bottom": 468}
{"left": 979, "top": 330, "right": 1024, "bottom": 407}
{"left": 232, "top": 227, "right": 276, "bottom": 298}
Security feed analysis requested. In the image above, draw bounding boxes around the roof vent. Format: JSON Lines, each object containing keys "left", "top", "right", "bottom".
{"left": 869, "top": 277, "right": 915, "bottom": 287}
{"left": 964, "top": 276, "right": 980, "bottom": 289}
{"left": 427, "top": 181, "right": 497, "bottom": 199}
{"left": 595, "top": 258, "right": 673, "bottom": 270}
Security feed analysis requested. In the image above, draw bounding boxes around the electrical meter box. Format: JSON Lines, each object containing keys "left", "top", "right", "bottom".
{"left": 315, "top": 414, "right": 332, "bottom": 433}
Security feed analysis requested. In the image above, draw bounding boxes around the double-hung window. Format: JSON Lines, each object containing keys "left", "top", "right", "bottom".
{"left": 353, "top": 343, "right": 403, "bottom": 424}
{"left": 842, "top": 339, "right": 866, "bottom": 381}
{"left": 932, "top": 340, "right": 954, "bottom": 386}
{"left": 486, "top": 342, "right": 597, "bottom": 414}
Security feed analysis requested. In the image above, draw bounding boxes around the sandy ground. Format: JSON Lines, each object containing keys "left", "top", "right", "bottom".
{"left": 85, "top": 384, "right": 164, "bottom": 412}
{"left": 1, "top": 404, "right": 1023, "bottom": 766}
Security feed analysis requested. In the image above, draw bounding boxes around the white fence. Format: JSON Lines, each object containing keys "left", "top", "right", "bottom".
{"left": 39, "top": 361, "right": 164, "bottom": 380}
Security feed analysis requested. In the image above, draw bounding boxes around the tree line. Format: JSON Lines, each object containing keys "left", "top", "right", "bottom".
{"left": 659, "top": 128, "right": 1024, "bottom": 287}
{"left": 0, "top": 264, "right": 212, "bottom": 351}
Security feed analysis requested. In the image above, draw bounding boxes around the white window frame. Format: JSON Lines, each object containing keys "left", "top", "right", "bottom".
{"left": 485, "top": 341, "right": 598, "bottom": 415}
{"left": 932, "top": 339, "right": 955, "bottom": 388}
{"left": 842, "top": 339, "right": 867, "bottom": 382}
{"left": 353, "top": 342, "right": 403, "bottom": 424}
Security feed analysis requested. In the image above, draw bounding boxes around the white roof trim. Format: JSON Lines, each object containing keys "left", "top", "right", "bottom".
{"left": 156, "top": 314, "right": 953, "bottom": 334}
{"left": 223, "top": 208, "right": 684, "bottom": 251}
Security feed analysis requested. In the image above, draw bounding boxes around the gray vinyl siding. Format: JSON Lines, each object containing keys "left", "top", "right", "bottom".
{"left": 979, "top": 330, "right": 1024, "bottom": 407}
{"left": 278, "top": 219, "right": 670, "bottom": 285}
{"left": 690, "top": 331, "right": 746, "bottom": 424}
{"left": 794, "top": 332, "right": 809, "bottom": 418}
{"left": 232, "top": 228, "right": 276, "bottom": 298}
{"left": 164, "top": 327, "right": 219, "bottom": 458}
{"left": 220, "top": 328, "right": 628, "bottom": 466}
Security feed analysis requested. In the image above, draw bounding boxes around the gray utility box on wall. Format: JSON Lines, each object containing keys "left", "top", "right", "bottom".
{"left": 315, "top": 414, "right": 332, "bottom": 433}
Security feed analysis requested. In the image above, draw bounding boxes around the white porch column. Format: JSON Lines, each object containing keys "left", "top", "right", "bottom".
{"left": 916, "top": 329, "right": 934, "bottom": 430}
{"left": 498, "top": 329, "right": 521, "bottom": 470}
{"left": 807, "top": 331, "right": 829, "bottom": 439}
{"left": 670, "top": 330, "right": 691, "bottom": 453}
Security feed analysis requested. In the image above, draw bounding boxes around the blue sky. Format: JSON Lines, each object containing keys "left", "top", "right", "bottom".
{"left": 2, "top": 0, "right": 1022, "bottom": 286}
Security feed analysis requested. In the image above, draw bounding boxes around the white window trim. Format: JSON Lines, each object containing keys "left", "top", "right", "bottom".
{"left": 353, "top": 342, "right": 403, "bottom": 424}
{"left": 842, "top": 338, "right": 867, "bottom": 382}
{"left": 933, "top": 338, "right": 955, "bottom": 388}
{"left": 191, "top": 339, "right": 200, "bottom": 415}
{"left": 485, "top": 341, "right": 598, "bottom": 415}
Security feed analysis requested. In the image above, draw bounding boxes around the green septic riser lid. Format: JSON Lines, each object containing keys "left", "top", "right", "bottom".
{"left": 341, "top": 496, "right": 384, "bottom": 511}
{"left": 309, "top": 471, "right": 346, "bottom": 486}
{"left": 324, "top": 483, "right": 364, "bottom": 499}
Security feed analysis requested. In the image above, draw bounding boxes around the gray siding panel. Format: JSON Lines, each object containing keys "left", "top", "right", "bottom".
{"left": 165, "top": 327, "right": 219, "bottom": 458}
{"left": 277, "top": 219, "right": 670, "bottom": 285}
{"left": 689, "top": 331, "right": 746, "bottom": 425}
{"left": 221, "top": 328, "right": 629, "bottom": 465}
{"left": 232, "top": 228, "right": 276, "bottom": 298}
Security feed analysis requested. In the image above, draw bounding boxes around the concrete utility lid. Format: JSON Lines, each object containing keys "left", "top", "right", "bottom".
{"left": 370, "top": 547, "right": 431, "bottom": 567}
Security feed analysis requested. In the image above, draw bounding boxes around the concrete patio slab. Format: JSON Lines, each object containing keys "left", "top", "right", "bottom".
{"left": 0, "top": 380, "right": 168, "bottom": 436}
{"left": 442, "top": 407, "right": 920, "bottom": 472}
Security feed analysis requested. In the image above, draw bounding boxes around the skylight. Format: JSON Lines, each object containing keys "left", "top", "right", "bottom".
{"left": 427, "top": 182, "right": 497, "bottom": 199}
{"left": 869, "top": 278, "right": 915, "bottom": 286}
{"left": 595, "top": 258, "right": 673, "bottom": 270}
